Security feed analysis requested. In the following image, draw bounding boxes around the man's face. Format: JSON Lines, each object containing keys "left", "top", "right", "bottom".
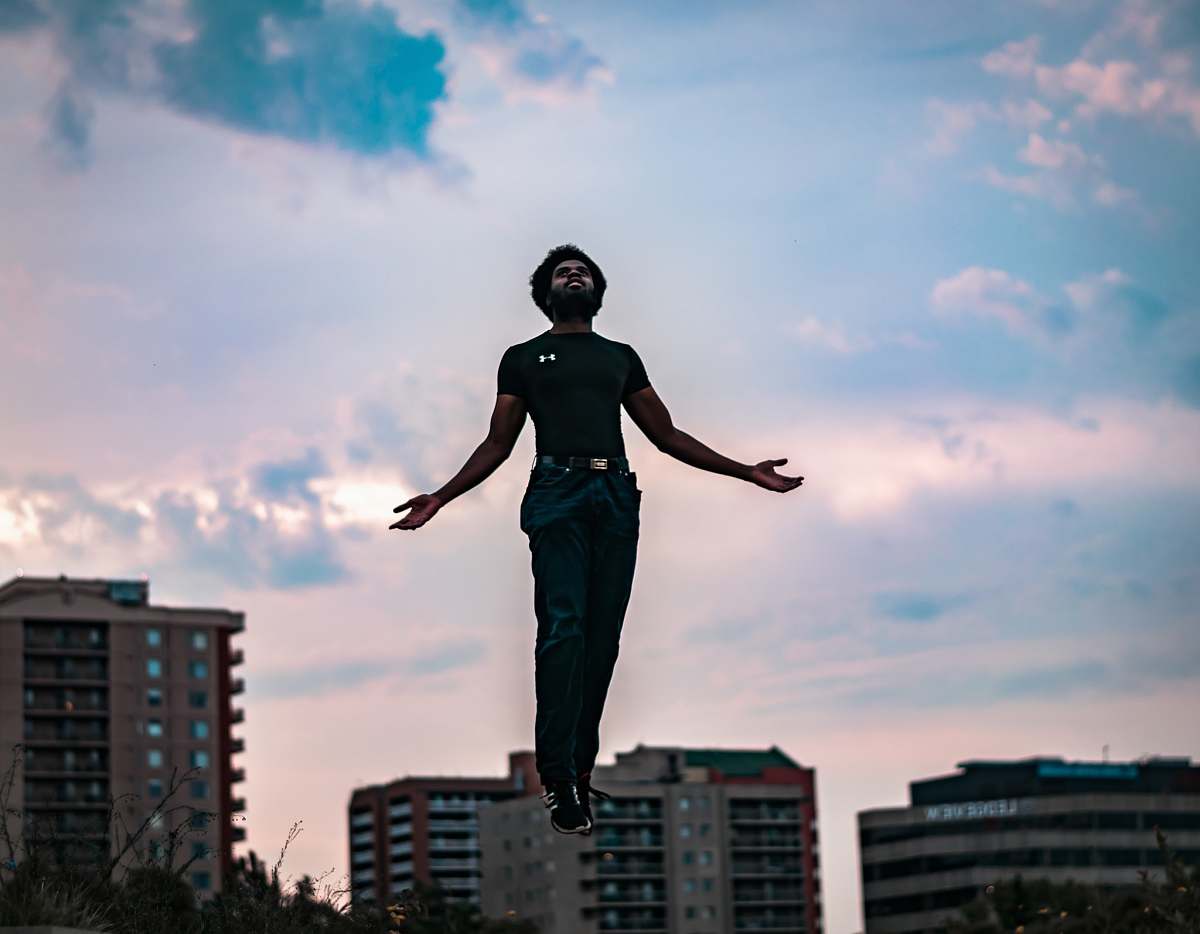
{"left": 547, "top": 259, "right": 595, "bottom": 315}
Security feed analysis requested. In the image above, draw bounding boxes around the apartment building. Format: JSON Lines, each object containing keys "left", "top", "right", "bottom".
{"left": 858, "top": 755, "right": 1200, "bottom": 933}
{"left": 0, "top": 574, "right": 247, "bottom": 895}
{"left": 479, "top": 743, "right": 821, "bottom": 934}
{"left": 347, "top": 750, "right": 537, "bottom": 907}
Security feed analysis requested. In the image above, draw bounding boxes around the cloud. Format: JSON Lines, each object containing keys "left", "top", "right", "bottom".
{"left": 931, "top": 266, "right": 1076, "bottom": 339}
{"left": 7, "top": 0, "right": 450, "bottom": 166}
{"left": 41, "top": 80, "right": 94, "bottom": 169}
{"left": 1018, "top": 131, "right": 1090, "bottom": 168}
{"left": 1173, "top": 355, "right": 1200, "bottom": 408}
{"left": 0, "top": 0, "right": 46, "bottom": 32}
{"left": 983, "top": 16, "right": 1200, "bottom": 137}
{"left": 251, "top": 446, "right": 330, "bottom": 507}
{"left": 1065, "top": 268, "right": 1171, "bottom": 341}
{"left": 249, "top": 641, "right": 483, "bottom": 700}
{"left": 456, "top": 0, "right": 611, "bottom": 105}
{"left": 252, "top": 657, "right": 396, "bottom": 700}
{"left": 933, "top": 265, "right": 1178, "bottom": 357}
{"left": 982, "top": 35, "right": 1041, "bottom": 78}
{"left": 873, "top": 590, "right": 974, "bottom": 622}
{"left": 925, "top": 99, "right": 989, "bottom": 155}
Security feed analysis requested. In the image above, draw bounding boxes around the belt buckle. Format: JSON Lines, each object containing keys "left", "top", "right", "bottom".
{"left": 590, "top": 458, "right": 607, "bottom": 470}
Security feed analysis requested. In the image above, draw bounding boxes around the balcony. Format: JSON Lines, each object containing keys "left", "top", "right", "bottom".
{"left": 427, "top": 857, "right": 480, "bottom": 871}
{"left": 426, "top": 798, "right": 481, "bottom": 813}
{"left": 592, "top": 829, "right": 664, "bottom": 849}
{"left": 731, "top": 860, "right": 802, "bottom": 877}
{"left": 230, "top": 767, "right": 246, "bottom": 784}
{"left": 230, "top": 678, "right": 245, "bottom": 696}
{"left": 730, "top": 832, "right": 804, "bottom": 850}
{"left": 427, "top": 819, "right": 476, "bottom": 832}
{"left": 230, "top": 648, "right": 245, "bottom": 667}
{"left": 23, "top": 720, "right": 108, "bottom": 743}
{"left": 231, "top": 797, "right": 246, "bottom": 813}
{"left": 429, "top": 837, "right": 479, "bottom": 851}
{"left": 733, "top": 908, "right": 807, "bottom": 929}
{"left": 230, "top": 708, "right": 245, "bottom": 724}
{"left": 595, "top": 802, "right": 663, "bottom": 822}
{"left": 729, "top": 801, "right": 804, "bottom": 823}
{"left": 230, "top": 737, "right": 245, "bottom": 754}
{"left": 231, "top": 825, "right": 247, "bottom": 842}
{"left": 734, "top": 885, "right": 806, "bottom": 903}
{"left": 590, "top": 859, "right": 666, "bottom": 877}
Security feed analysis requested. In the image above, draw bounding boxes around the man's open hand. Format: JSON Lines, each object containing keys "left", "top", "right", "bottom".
{"left": 748, "top": 458, "right": 804, "bottom": 493}
{"left": 390, "top": 494, "right": 443, "bottom": 530}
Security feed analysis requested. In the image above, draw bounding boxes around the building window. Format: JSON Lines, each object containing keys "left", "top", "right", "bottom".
{"left": 190, "top": 812, "right": 209, "bottom": 829}
{"left": 146, "top": 688, "right": 163, "bottom": 707}
{"left": 699, "top": 850, "right": 713, "bottom": 866}
{"left": 682, "top": 850, "right": 694, "bottom": 865}
{"left": 190, "top": 780, "right": 209, "bottom": 800}
{"left": 683, "top": 878, "right": 697, "bottom": 894}
{"left": 191, "top": 631, "right": 208, "bottom": 651}
{"left": 147, "top": 719, "right": 163, "bottom": 738}
{"left": 148, "top": 778, "right": 163, "bottom": 799}
{"left": 146, "top": 658, "right": 162, "bottom": 678}
{"left": 189, "top": 720, "right": 209, "bottom": 740}
{"left": 147, "top": 749, "right": 163, "bottom": 768}
{"left": 188, "top": 690, "right": 208, "bottom": 708}
{"left": 680, "top": 823, "right": 692, "bottom": 838}
{"left": 193, "top": 870, "right": 211, "bottom": 890}
{"left": 680, "top": 796, "right": 690, "bottom": 811}
{"left": 192, "top": 841, "right": 209, "bottom": 860}
{"left": 685, "top": 906, "right": 697, "bottom": 919}
{"left": 700, "top": 822, "right": 710, "bottom": 836}
{"left": 702, "top": 877, "right": 714, "bottom": 892}
{"left": 188, "top": 660, "right": 208, "bottom": 679}
{"left": 146, "top": 629, "right": 161, "bottom": 647}
{"left": 190, "top": 750, "right": 210, "bottom": 769}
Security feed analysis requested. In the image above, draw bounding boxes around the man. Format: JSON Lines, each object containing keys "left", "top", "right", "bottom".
{"left": 390, "top": 244, "right": 804, "bottom": 835}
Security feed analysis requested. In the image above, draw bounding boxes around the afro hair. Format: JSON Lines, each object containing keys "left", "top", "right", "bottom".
{"left": 528, "top": 243, "right": 607, "bottom": 322}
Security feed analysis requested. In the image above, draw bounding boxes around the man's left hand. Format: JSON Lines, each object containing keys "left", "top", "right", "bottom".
{"left": 748, "top": 458, "right": 804, "bottom": 493}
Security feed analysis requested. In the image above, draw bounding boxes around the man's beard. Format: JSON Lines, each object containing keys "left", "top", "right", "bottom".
{"left": 548, "top": 289, "right": 598, "bottom": 322}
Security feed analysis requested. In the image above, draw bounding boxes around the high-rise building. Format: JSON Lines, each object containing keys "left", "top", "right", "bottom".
{"left": 347, "top": 750, "right": 536, "bottom": 907}
{"left": 479, "top": 744, "right": 821, "bottom": 934}
{"left": 0, "top": 574, "right": 247, "bottom": 896}
{"left": 857, "top": 755, "right": 1200, "bottom": 934}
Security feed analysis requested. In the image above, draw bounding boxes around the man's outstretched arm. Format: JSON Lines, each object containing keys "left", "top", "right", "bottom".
{"left": 390, "top": 394, "right": 527, "bottom": 530}
{"left": 623, "top": 386, "right": 803, "bottom": 493}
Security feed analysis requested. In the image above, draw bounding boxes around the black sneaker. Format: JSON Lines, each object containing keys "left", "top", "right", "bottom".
{"left": 540, "top": 780, "right": 591, "bottom": 834}
{"left": 577, "top": 771, "right": 612, "bottom": 836}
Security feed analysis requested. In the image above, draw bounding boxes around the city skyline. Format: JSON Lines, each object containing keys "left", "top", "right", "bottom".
{"left": 2, "top": 1, "right": 1199, "bottom": 931}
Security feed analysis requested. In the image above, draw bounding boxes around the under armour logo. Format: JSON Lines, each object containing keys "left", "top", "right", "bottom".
{"left": 538, "top": 354, "right": 556, "bottom": 363}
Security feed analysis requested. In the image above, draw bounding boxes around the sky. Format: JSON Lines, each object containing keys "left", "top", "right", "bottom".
{"left": 1, "top": 0, "right": 1199, "bottom": 930}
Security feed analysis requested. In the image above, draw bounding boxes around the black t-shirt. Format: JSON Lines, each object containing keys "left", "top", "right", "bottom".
{"left": 497, "top": 330, "right": 651, "bottom": 457}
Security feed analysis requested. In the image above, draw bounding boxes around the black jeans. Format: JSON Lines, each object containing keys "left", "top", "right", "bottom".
{"left": 520, "top": 459, "right": 641, "bottom": 785}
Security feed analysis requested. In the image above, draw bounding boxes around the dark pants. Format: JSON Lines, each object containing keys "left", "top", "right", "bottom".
{"left": 520, "top": 459, "right": 641, "bottom": 785}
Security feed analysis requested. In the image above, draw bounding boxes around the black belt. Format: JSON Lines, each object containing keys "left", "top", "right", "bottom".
{"left": 536, "top": 454, "right": 629, "bottom": 471}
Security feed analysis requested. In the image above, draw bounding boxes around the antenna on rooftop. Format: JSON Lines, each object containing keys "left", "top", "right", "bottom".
{"left": 1102, "top": 744, "right": 1109, "bottom": 762}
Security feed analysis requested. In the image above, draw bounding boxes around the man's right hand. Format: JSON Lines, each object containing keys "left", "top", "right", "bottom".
{"left": 390, "top": 494, "right": 443, "bottom": 531}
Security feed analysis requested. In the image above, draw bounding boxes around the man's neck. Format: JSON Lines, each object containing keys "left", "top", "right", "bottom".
{"left": 548, "top": 312, "right": 594, "bottom": 334}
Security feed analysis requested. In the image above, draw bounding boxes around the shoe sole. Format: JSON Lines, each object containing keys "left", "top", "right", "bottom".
{"left": 550, "top": 816, "right": 592, "bottom": 835}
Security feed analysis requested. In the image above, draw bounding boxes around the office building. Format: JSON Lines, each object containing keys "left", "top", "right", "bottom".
{"left": 858, "top": 755, "right": 1200, "bottom": 933}
{"left": 479, "top": 743, "right": 821, "bottom": 934}
{"left": 0, "top": 574, "right": 247, "bottom": 896}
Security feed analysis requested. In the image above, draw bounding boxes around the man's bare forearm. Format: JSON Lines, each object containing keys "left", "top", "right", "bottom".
{"left": 658, "top": 428, "right": 754, "bottom": 481}
{"left": 430, "top": 440, "right": 511, "bottom": 505}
